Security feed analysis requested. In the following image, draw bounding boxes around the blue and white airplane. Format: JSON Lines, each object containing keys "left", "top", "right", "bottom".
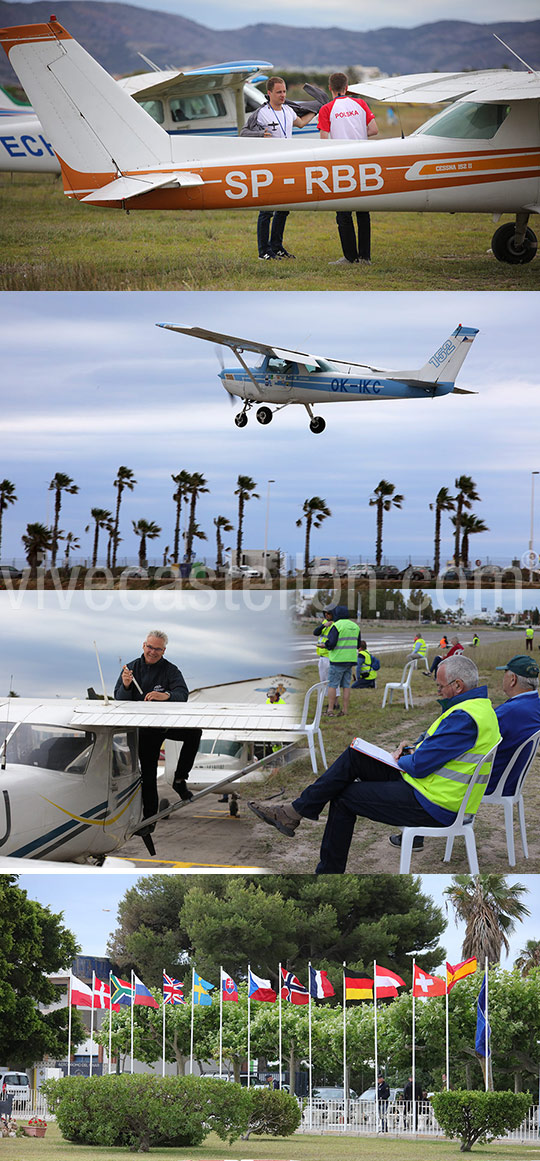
{"left": 158, "top": 322, "right": 478, "bottom": 433}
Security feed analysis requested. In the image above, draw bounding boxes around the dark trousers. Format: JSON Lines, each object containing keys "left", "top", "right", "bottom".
{"left": 336, "top": 210, "right": 371, "bottom": 261}
{"left": 257, "top": 210, "right": 289, "bottom": 256}
{"left": 137, "top": 728, "right": 202, "bottom": 819}
{"left": 292, "top": 745, "right": 442, "bottom": 873}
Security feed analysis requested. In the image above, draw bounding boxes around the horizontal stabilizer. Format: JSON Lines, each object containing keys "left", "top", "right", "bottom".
{"left": 452, "top": 386, "right": 477, "bottom": 394}
{"left": 82, "top": 171, "right": 203, "bottom": 203}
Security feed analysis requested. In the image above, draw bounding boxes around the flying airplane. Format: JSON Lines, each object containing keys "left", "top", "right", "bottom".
{"left": 1, "top": 18, "right": 539, "bottom": 262}
{"left": 0, "top": 690, "right": 300, "bottom": 862}
{"left": 157, "top": 322, "right": 478, "bottom": 433}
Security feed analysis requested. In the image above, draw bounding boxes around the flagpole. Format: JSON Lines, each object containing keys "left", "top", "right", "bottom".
{"left": 278, "top": 961, "right": 282, "bottom": 1093}
{"left": 445, "top": 967, "right": 450, "bottom": 1092}
{"left": 247, "top": 963, "right": 251, "bottom": 1090}
{"left": 484, "top": 957, "right": 489, "bottom": 1092}
{"left": 162, "top": 971, "right": 166, "bottom": 1078}
{"left": 67, "top": 973, "right": 72, "bottom": 1078}
{"left": 219, "top": 967, "right": 223, "bottom": 1078}
{"left": 308, "top": 962, "right": 313, "bottom": 1129}
{"left": 412, "top": 958, "right": 416, "bottom": 1136}
{"left": 89, "top": 971, "right": 95, "bottom": 1078}
{"left": 342, "top": 962, "right": 347, "bottom": 1134}
{"left": 108, "top": 971, "right": 112, "bottom": 1075}
{"left": 373, "top": 960, "right": 379, "bottom": 1133}
{"left": 130, "top": 969, "right": 134, "bottom": 1075}
{"left": 189, "top": 966, "right": 194, "bottom": 1076}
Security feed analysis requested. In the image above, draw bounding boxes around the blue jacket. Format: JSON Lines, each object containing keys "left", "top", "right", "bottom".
{"left": 487, "top": 691, "right": 540, "bottom": 795}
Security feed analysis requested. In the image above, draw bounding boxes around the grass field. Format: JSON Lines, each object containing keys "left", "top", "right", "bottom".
{"left": 3, "top": 1122, "right": 539, "bottom": 1160}
{"left": 2, "top": 174, "right": 539, "bottom": 291}
{"left": 249, "top": 633, "right": 540, "bottom": 874}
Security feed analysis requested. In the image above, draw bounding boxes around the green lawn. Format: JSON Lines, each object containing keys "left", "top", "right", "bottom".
{"left": 2, "top": 174, "right": 539, "bottom": 290}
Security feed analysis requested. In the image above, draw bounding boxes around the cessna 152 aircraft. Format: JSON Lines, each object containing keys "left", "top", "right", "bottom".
{"left": 1, "top": 18, "right": 539, "bottom": 261}
{"left": 158, "top": 322, "right": 478, "bottom": 433}
{"left": 0, "top": 690, "right": 299, "bottom": 862}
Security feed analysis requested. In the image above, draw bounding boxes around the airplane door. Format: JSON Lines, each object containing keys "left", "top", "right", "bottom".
{"left": 105, "top": 730, "right": 142, "bottom": 848}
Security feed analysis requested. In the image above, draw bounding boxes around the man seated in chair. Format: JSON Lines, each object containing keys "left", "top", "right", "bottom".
{"left": 486, "top": 654, "right": 540, "bottom": 795}
{"left": 248, "top": 655, "right": 501, "bottom": 873}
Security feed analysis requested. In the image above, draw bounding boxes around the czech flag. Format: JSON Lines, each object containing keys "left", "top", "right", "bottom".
{"left": 221, "top": 969, "right": 239, "bottom": 1002}
{"left": 248, "top": 969, "right": 276, "bottom": 1003}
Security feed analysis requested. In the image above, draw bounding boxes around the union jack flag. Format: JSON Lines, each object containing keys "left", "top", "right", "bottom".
{"left": 163, "top": 972, "right": 185, "bottom": 1005}
{"left": 280, "top": 968, "right": 309, "bottom": 1005}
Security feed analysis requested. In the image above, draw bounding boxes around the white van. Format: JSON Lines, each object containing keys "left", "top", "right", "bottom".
{"left": 0, "top": 1071, "right": 31, "bottom": 1106}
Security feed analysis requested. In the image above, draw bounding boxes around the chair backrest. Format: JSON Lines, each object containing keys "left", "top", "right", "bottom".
{"left": 450, "top": 742, "right": 500, "bottom": 827}
{"left": 400, "top": 661, "right": 415, "bottom": 685}
{"left": 299, "top": 682, "right": 328, "bottom": 729}
{"left": 486, "top": 728, "right": 540, "bottom": 803}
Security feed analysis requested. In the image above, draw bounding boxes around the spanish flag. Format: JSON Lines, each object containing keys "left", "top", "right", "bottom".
{"left": 446, "top": 957, "right": 477, "bottom": 992}
{"left": 344, "top": 969, "right": 373, "bottom": 1001}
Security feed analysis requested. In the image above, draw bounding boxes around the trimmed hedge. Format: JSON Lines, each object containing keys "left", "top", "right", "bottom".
{"left": 42, "top": 1074, "right": 252, "bottom": 1152}
{"left": 430, "top": 1089, "right": 532, "bottom": 1152}
{"left": 243, "top": 1087, "right": 302, "bottom": 1139}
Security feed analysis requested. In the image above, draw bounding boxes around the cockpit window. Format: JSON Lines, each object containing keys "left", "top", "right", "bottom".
{"left": 267, "top": 358, "right": 297, "bottom": 374}
{"left": 169, "top": 93, "right": 227, "bottom": 122}
{"left": 112, "top": 731, "right": 138, "bottom": 778}
{"left": 139, "top": 99, "right": 164, "bottom": 124}
{"left": 415, "top": 101, "right": 510, "bottom": 140}
{"left": 5, "top": 724, "right": 94, "bottom": 775}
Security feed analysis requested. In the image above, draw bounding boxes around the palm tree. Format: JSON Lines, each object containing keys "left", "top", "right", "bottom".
{"left": 369, "top": 480, "right": 405, "bottom": 567}
{"left": 22, "top": 522, "right": 53, "bottom": 579}
{"left": 112, "top": 466, "right": 137, "bottom": 569}
{"left": 48, "top": 472, "right": 79, "bottom": 568}
{"left": 0, "top": 479, "right": 17, "bottom": 561}
{"left": 234, "top": 475, "right": 259, "bottom": 566}
{"left": 430, "top": 486, "right": 455, "bottom": 576}
{"left": 444, "top": 875, "right": 530, "bottom": 965}
{"left": 132, "top": 519, "right": 161, "bottom": 568}
{"left": 515, "top": 939, "right": 540, "bottom": 977}
{"left": 453, "top": 512, "right": 489, "bottom": 568}
{"left": 185, "top": 472, "right": 209, "bottom": 563}
{"left": 296, "top": 496, "right": 331, "bottom": 574}
{"left": 62, "top": 532, "right": 80, "bottom": 570}
{"left": 214, "top": 515, "right": 234, "bottom": 571}
{"left": 86, "top": 508, "right": 113, "bottom": 568}
{"left": 453, "top": 475, "right": 480, "bottom": 565}
{"left": 171, "top": 470, "right": 191, "bottom": 562}
{"left": 105, "top": 518, "right": 117, "bottom": 571}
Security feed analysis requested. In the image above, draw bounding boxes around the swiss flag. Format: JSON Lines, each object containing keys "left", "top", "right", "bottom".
{"left": 412, "top": 965, "right": 446, "bottom": 998}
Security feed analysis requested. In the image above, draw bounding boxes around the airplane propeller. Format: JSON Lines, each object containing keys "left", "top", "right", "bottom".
{"left": 214, "top": 344, "right": 236, "bottom": 406}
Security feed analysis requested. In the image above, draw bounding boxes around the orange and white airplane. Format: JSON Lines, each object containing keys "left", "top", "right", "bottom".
{"left": 1, "top": 17, "right": 539, "bottom": 263}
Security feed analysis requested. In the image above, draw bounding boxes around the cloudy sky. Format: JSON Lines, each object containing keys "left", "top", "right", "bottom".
{"left": 0, "top": 590, "right": 292, "bottom": 698}
{"left": 1, "top": 291, "right": 539, "bottom": 569}
{"left": 12, "top": 0, "right": 539, "bottom": 29}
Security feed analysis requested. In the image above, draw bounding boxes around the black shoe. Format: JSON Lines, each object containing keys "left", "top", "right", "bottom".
{"left": 173, "top": 779, "right": 194, "bottom": 802}
{"left": 389, "top": 833, "right": 424, "bottom": 850}
{"left": 274, "top": 247, "right": 295, "bottom": 259}
{"left": 258, "top": 251, "right": 280, "bottom": 260}
{"left": 217, "top": 795, "right": 229, "bottom": 803}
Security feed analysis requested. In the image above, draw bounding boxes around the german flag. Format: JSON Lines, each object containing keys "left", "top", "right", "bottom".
{"left": 344, "top": 969, "right": 373, "bottom": 1001}
{"left": 446, "top": 957, "right": 477, "bottom": 992}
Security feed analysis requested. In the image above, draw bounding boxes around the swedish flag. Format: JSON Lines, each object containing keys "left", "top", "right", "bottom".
{"left": 192, "top": 970, "right": 214, "bottom": 1006}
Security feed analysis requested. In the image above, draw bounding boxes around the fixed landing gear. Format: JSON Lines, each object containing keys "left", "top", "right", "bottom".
{"left": 309, "top": 416, "right": 326, "bottom": 434}
{"left": 491, "top": 217, "right": 537, "bottom": 265}
{"left": 256, "top": 405, "right": 273, "bottom": 425}
{"left": 234, "top": 411, "right": 248, "bottom": 428}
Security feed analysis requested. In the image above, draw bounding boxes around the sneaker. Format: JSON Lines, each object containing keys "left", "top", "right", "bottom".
{"left": 328, "top": 256, "right": 356, "bottom": 265}
{"left": 172, "top": 778, "right": 194, "bottom": 802}
{"left": 274, "top": 247, "right": 295, "bottom": 259}
{"left": 357, "top": 258, "right": 372, "bottom": 265}
{"left": 258, "top": 251, "right": 280, "bottom": 260}
{"left": 389, "top": 833, "right": 424, "bottom": 850}
{"left": 248, "top": 800, "right": 301, "bottom": 837}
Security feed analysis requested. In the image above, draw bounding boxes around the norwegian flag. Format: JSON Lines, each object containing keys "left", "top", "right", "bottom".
{"left": 280, "top": 968, "right": 309, "bottom": 1005}
{"left": 163, "top": 972, "right": 185, "bottom": 1006}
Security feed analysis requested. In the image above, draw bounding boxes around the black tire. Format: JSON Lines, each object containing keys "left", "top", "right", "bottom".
{"left": 234, "top": 412, "right": 248, "bottom": 428}
{"left": 256, "top": 406, "right": 273, "bottom": 425}
{"left": 309, "top": 416, "right": 326, "bottom": 434}
{"left": 491, "top": 222, "right": 537, "bottom": 265}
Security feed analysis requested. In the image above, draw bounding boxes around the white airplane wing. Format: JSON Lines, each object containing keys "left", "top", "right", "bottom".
{"left": 350, "top": 69, "right": 540, "bottom": 104}
{"left": 70, "top": 700, "right": 299, "bottom": 741}
{"left": 120, "top": 60, "right": 272, "bottom": 101}
{"left": 157, "top": 323, "right": 320, "bottom": 365}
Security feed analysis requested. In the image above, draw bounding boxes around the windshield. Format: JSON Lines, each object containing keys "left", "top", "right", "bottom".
{"left": 415, "top": 101, "right": 510, "bottom": 140}
{"left": 4, "top": 723, "right": 94, "bottom": 774}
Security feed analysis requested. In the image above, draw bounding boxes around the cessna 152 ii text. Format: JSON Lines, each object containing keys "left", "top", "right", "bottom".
{"left": 158, "top": 322, "right": 478, "bottom": 433}
{"left": 1, "top": 18, "right": 539, "bottom": 261}
{"left": 0, "top": 691, "right": 299, "bottom": 863}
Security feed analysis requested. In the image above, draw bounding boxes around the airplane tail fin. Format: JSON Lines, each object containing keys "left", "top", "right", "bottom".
{"left": 415, "top": 325, "right": 479, "bottom": 384}
{"left": 0, "top": 20, "right": 172, "bottom": 189}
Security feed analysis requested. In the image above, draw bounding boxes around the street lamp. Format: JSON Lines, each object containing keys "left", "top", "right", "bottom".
{"left": 530, "top": 471, "right": 540, "bottom": 557}
{"left": 263, "top": 479, "right": 275, "bottom": 575}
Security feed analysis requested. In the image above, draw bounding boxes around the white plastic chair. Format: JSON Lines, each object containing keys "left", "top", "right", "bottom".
{"left": 397, "top": 743, "right": 499, "bottom": 873}
{"left": 481, "top": 728, "right": 540, "bottom": 866}
{"left": 291, "top": 682, "right": 327, "bottom": 774}
{"left": 382, "top": 661, "right": 415, "bottom": 710}
{"left": 412, "top": 654, "right": 430, "bottom": 673}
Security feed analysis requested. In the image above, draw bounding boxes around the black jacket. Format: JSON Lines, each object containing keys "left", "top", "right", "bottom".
{"left": 114, "top": 655, "right": 189, "bottom": 702}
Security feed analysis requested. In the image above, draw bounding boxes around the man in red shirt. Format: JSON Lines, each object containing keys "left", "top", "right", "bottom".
{"left": 318, "top": 72, "right": 378, "bottom": 265}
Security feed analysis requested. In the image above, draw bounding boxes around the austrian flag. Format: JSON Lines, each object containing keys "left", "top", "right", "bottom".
{"left": 281, "top": 969, "right": 309, "bottom": 1005}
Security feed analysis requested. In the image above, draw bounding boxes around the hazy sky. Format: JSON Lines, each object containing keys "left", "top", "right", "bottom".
{"left": 2, "top": 291, "right": 539, "bottom": 569}
{"left": 15, "top": 870, "right": 540, "bottom": 969}
{"left": 11, "top": 0, "right": 539, "bottom": 30}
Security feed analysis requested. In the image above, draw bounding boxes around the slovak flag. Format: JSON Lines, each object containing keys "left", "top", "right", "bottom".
{"left": 248, "top": 969, "right": 276, "bottom": 1003}
{"left": 374, "top": 964, "right": 406, "bottom": 998}
{"left": 133, "top": 973, "right": 159, "bottom": 1008}
{"left": 163, "top": 973, "right": 185, "bottom": 1005}
{"left": 220, "top": 968, "right": 239, "bottom": 1002}
{"left": 309, "top": 967, "right": 335, "bottom": 999}
{"left": 412, "top": 965, "right": 446, "bottom": 998}
{"left": 281, "top": 968, "right": 309, "bottom": 1005}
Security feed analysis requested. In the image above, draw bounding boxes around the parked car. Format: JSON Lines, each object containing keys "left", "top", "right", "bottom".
{"left": 0, "top": 565, "right": 23, "bottom": 580}
{"left": 373, "top": 566, "right": 401, "bottom": 580}
{"left": 227, "top": 565, "right": 261, "bottom": 578}
{"left": 359, "top": 1085, "right": 402, "bottom": 1101}
{"left": 400, "top": 565, "right": 433, "bottom": 583}
{"left": 0, "top": 1071, "right": 30, "bottom": 1105}
{"left": 346, "top": 564, "right": 375, "bottom": 577}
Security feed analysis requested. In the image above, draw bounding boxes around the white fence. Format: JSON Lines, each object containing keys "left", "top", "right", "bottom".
{"left": 5, "top": 1091, "right": 51, "bottom": 1120}
{"left": 299, "top": 1098, "right": 540, "bottom": 1142}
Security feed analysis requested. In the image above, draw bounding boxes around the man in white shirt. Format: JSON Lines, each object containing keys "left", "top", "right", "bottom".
{"left": 318, "top": 72, "right": 378, "bottom": 265}
{"left": 255, "top": 76, "right": 315, "bottom": 260}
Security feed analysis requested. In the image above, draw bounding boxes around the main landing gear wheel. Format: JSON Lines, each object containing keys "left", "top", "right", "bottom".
{"left": 309, "top": 416, "right": 326, "bottom": 434}
{"left": 491, "top": 223, "right": 537, "bottom": 265}
{"left": 234, "top": 412, "right": 248, "bottom": 428}
{"left": 256, "top": 406, "right": 273, "bottom": 425}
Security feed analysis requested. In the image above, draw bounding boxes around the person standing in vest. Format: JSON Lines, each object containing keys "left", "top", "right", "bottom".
{"left": 313, "top": 609, "right": 333, "bottom": 684}
{"left": 323, "top": 605, "right": 360, "bottom": 717}
{"left": 318, "top": 72, "right": 378, "bottom": 265}
{"left": 526, "top": 626, "right": 534, "bottom": 651}
{"left": 254, "top": 76, "right": 315, "bottom": 261}
{"left": 248, "top": 654, "right": 501, "bottom": 872}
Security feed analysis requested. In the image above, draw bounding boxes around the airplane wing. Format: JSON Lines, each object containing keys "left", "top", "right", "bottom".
{"left": 349, "top": 69, "right": 540, "bottom": 104}
{"left": 70, "top": 700, "right": 299, "bottom": 741}
{"left": 157, "top": 324, "right": 320, "bottom": 365}
{"left": 120, "top": 60, "right": 272, "bottom": 101}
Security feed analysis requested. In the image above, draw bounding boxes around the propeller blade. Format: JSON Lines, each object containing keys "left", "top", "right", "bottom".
{"left": 214, "top": 346, "right": 236, "bottom": 406}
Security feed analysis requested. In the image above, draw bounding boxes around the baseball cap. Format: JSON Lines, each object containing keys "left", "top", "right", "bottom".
{"left": 495, "top": 654, "right": 539, "bottom": 678}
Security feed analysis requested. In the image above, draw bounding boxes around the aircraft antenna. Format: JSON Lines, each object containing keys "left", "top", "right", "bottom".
{"left": 93, "top": 641, "right": 110, "bottom": 704}
{"left": 1, "top": 737, "right": 6, "bottom": 770}
{"left": 136, "top": 51, "right": 162, "bottom": 73}
{"left": 492, "top": 33, "right": 540, "bottom": 78}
